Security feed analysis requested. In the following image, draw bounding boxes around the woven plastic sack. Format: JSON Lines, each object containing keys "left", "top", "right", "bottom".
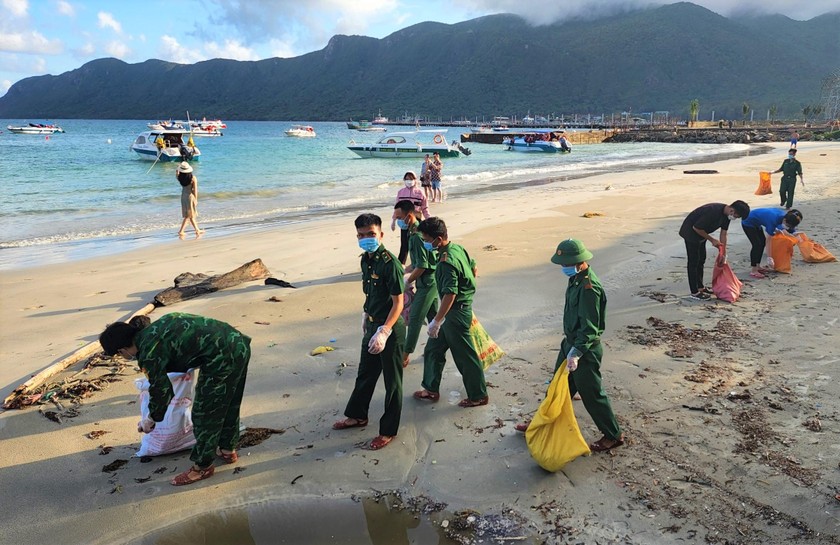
{"left": 770, "top": 232, "right": 797, "bottom": 273}
{"left": 712, "top": 250, "right": 743, "bottom": 302}
{"left": 797, "top": 233, "right": 837, "bottom": 263}
{"left": 135, "top": 370, "right": 197, "bottom": 457}
{"left": 525, "top": 360, "right": 590, "bottom": 472}
{"left": 469, "top": 314, "right": 504, "bottom": 370}
{"left": 401, "top": 279, "right": 415, "bottom": 324}
{"left": 755, "top": 171, "right": 772, "bottom": 195}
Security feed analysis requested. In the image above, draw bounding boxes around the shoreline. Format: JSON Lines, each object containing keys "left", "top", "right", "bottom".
{"left": 1, "top": 141, "right": 838, "bottom": 544}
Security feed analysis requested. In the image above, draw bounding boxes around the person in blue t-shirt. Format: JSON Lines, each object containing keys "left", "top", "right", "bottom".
{"left": 741, "top": 207, "right": 802, "bottom": 278}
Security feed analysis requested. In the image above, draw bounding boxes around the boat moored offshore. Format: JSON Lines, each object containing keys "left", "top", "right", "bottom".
{"left": 130, "top": 129, "right": 201, "bottom": 162}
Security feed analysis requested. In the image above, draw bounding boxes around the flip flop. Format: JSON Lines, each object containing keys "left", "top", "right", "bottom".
{"left": 369, "top": 435, "right": 394, "bottom": 450}
{"left": 749, "top": 271, "right": 766, "bottom": 279}
{"left": 332, "top": 418, "right": 368, "bottom": 430}
{"left": 514, "top": 422, "right": 530, "bottom": 433}
{"left": 589, "top": 434, "right": 625, "bottom": 452}
{"left": 216, "top": 448, "right": 238, "bottom": 464}
{"left": 413, "top": 389, "right": 440, "bottom": 402}
{"left": 458, "top": 396, "right": 489, "bottom": 408}
{"left": 171, "top": 465, "right": 215, "bottom": 486}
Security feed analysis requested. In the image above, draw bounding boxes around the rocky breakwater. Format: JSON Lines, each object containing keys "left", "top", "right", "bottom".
{"left": 604, "top": 128, "right": 794, "bottom": 144}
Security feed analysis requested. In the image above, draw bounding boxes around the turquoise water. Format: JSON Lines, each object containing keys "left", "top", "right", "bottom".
{"left": 0, "top": 120, "right": 752, "bottom": 269}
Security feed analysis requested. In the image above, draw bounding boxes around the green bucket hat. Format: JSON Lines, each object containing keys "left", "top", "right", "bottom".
{"left": 551, "top": 238, "right": 593, "bottom": 266}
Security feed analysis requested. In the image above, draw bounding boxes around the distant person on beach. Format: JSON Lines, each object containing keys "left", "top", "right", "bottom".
{"left": 515, "top": 239, "right": 624, "bottom": 452}
{"left": 176, "top": 162, "right": 203, "bottom": 238}
{"left": 98, "top": 313, "right": 251, "bottom": 486}
{"left": 741, "top": 208, "right": 802, "bottom": 278}
{"left": 790, "top": 130, "right": 799, "bottom": 149}
{"left": 428, "top": 152, "right": 443, "bottom": 203}
{"left": 390, "top": 172, "right": 430, "bottom": 265}
{"left": 770, "top": 148, "right": 803, "bottom": 210}
{"left": 393, "top": 200, "right": 439, "bottom": 368}
{"left": 413, "top": 217, "right": 488, "bottom": 408}
{"left": 333, "top": 213, "right": 406, "bottom": 451}
{"left": 420, "top": 154, "right": 433, "bottom": 202}
{"left": 678, "top": 201, "right": 751, "bottom": 300}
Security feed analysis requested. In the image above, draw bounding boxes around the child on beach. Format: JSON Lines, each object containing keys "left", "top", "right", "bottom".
{"left": 176, "top": 162, "right": 203, "bottom": 238}
{"left": 390, "top": 172, "right": 430, "bottom": 265}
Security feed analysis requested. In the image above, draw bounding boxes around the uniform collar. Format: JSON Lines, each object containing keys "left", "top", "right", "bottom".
{"left": 362, "top": 243, "right": 386, "bottom": 261}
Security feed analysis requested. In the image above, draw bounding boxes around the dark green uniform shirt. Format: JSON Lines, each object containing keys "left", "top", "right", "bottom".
{"left": 362, "top": 244, "right": 404, "bottom": 322}
{"left": 407, "top": 222, "right": 437, "bottom": 288}
{"left": 435, "top": 242, "right": 476, "bottom": 306}
{"left": 778, "top": 158, "right": 802, "bottom": 181}
{"left": 563, "top": 268, "right": 606, "bottom": 354}
{"left": 135, "top": 312, "right": 251, "bottom": 422}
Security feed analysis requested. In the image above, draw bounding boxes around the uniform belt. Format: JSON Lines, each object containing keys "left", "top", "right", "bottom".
{"left": 367, "top": 315, "right": 384, "bottom": 323}
{"left": 453, "top": 302, "right": 471, "bottom": 310}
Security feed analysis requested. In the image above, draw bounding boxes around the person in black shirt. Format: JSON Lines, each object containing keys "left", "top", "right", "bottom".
{"left": 678, "top": 200, "right": 750, "bottom": 300}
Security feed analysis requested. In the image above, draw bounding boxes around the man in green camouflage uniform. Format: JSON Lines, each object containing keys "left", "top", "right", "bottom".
{"left": 413, "top": 217, "right": 488, "bottom": 407}
{"left": 134, "top": 313, "right": 250, "bottom": 483}
{"left": 333, "top": 213, "right": 406, "bottom": 450}
{"left": 393, "top": 200, "right": 439, "bottom": 367}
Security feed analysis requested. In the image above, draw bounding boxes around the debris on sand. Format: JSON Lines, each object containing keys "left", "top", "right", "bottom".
{"left": 626, "top": 316, "right": 750, "bottom": 358}
{"left": 102, "top": 459, "right": 129, "bottom": 472}
{"left": 445, "top": 508, "right": 532, "bottom": 545}
{"left": 802, "top": 415, "right": 822, "bottom": 432}
{"left": 238, "top": 427, "right": 285, "bottom": 448}
{"left": 87, "top": 430, "right": 109, "bottom": 439}
{"left": 636, "top": 290, "right": 676, "bottom": 303}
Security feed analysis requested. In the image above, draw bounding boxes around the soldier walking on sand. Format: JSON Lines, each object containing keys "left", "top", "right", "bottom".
{"left": 412, "top": 217, "right": 488, "bottom": 407}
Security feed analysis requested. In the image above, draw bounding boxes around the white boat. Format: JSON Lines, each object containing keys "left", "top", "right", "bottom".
{"left": 147, "top": 120, "right": 185, "bottom": 131}
{"left": 130, "top": 129, "right": 201, "bottom": 162}
{"left": 347, "top": 130, "right": 467, "bottom": 159}
{"left": 7, "top": 123, "right": 64, "bottom": 134}
{"left": 188, "top": 122, "right": 224, "bottom": 137}
{"left": 373, "top": 110, "right": 389, "bottom": 124}
{"left": 285, "top": 124, "right": 316, "bottom": 138}
{"left": 505, "top": 134, "right": 571, "bottom": 153}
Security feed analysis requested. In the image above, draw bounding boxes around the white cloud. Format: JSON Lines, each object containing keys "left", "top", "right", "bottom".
{"left": 0, "top": 53, "right": 46, "bottom": 74}
{"left": 268, "top": 38, "right": 296, "bottom": 59}
{"left": 0, "top": 31, "right": 62, "bottom": 54}
{"left": 204, "top": 39, "right": 258, "bottom": 61}
{"left": 1, "top": 79, "right": 12, "bottom": 94}
{"left": 78, "top": 42, "right": 94, "bottom": 55}
{"left": 2, "top": 0, "right": 28, "bottom": 17}
{"left": 158, "top": 35, "right": 204, "bottom": 64}
{"left": 97, "top": 11, "right": 122, "bottom": 33}
{"left": 56, "top": 0, "right": 74, "bottom": 16}
{"left": 104, "top": 40, "right": 130, "bottom": 58}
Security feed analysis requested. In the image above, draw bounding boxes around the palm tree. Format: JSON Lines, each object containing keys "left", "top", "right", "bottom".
{"left": 689, "top": 99, "right": 699, "bottom": 127}
{"left": 742, "top": 103, "right": 750, "bottom": 125}
{"left": 769, "top": 104, "right": 777, "bottom": 124}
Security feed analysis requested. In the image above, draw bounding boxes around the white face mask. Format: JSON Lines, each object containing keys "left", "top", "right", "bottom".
{"left": 728, "top": 214, "right": 737, "bottom": 221}
{"left": 404, "top": 180, "right": 415, "bottom": 188}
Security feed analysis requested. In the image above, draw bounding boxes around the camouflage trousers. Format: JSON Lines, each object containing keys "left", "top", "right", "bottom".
{"left": 190, "top": 335, "right": 251, "bottom": 468}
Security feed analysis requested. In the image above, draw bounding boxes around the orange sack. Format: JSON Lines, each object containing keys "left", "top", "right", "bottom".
{"left": 797, "top": 232, "right": 838, "bottom": 263}
{"left": 712, "top": 250, "right": 742, "bottom": 302}
{"left": 754, "top": 171, "right": 772, "bottom": 195}
{"left": 770, "top": 232, "right": 797, "bottom": 273}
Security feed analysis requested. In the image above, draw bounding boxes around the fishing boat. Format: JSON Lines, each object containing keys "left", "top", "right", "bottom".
{"left": 347, "top": 130, "right": 466, "bottom": 159}
{"left": 7, "top": 123, "right": 65, "bottom": 134}
{"left": 285, "top": 124, "right": 316, "bottom": 138}
{"left": 504, "top": 132, "right": 571, "bottom": 153}
{"left": 373, "top": 110, "right": 389, "bottom": 124}
{"left": 130, "top": 129, "right": 201, "bottom": 162}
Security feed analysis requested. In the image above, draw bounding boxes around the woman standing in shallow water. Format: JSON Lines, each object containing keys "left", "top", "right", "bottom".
{"left": 176, "top": 162, "right": 203, "bottom": 238}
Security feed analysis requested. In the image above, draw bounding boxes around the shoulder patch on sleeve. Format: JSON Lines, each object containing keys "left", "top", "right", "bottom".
{"left": 382, "top": 252, "right": 392, "bottom": 263}
{"left": 440, "top": 252, "right": 448, "bottom": 262}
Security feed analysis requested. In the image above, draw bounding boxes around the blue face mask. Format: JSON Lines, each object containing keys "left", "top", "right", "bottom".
{"left": 358, "top": 237, "right": 380, "bottom": 253}
{"left": 396, "top": 219, "right": 408, "bottom": 230}
{"left": 561, "top": 265, "right": 578, "bottom": 277}
{"left": 788, "top": 155, "right": 794, "bottom": 160}
{"left": 422, "top": 241, "right": 435, "bottom": 251}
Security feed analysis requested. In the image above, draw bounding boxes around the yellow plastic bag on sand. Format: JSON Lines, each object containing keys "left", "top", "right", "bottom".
{"left": 526, "top": 360, "right": 590, "bottom": 472}
{"left": 469, "top": 314, "right": 504, "bottom": 370}
{"left": 770, "top": 232, "right": 797, "bottom": 273}
{"left": 797, "top": 232, "right": 837, "bottom": 263}
{"left": 310, "top": 346, "right": 335, "bottom": 356}
{"left": 755, "top": 171, "right": 772, "bottom": 195}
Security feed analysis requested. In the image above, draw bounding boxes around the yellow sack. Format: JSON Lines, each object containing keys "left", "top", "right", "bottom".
{"left": 797, "top": 232, "right": 837, "bottom": 263}
{"left": 525, "top": 360, "right": 590, "bottom": 472}
{"left": 755, "top": 171, "right": 772, "bottom": 195}
{"left": 469, "top": 314, "right": 504, "bottom": 370}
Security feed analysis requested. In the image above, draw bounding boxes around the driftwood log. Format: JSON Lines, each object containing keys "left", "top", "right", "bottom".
{"left": 153, "top": 258, "right": 271, "bottom": 306}
{"left": 3, "top": 259, "right": 272, "bottom": 410}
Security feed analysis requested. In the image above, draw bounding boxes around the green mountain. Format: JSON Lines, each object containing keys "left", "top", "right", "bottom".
{"left": 1, "top": 2, "right": 836, "bottom": 120}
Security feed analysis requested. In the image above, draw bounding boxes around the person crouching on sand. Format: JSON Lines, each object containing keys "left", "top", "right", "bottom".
{"left": 99, "top": 313, "right": 251, "bottom": 486}
{"left": 333, "top": 213, "right": 406, "bottom": 450}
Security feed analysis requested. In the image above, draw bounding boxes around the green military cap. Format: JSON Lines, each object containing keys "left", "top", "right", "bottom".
{"left": 551, "top": 238, "right": 593, "bottom": 265}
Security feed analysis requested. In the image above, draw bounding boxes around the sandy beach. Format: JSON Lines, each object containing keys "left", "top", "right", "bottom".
{"left": 1, "top": 141, "right": 839, "bottom": 544}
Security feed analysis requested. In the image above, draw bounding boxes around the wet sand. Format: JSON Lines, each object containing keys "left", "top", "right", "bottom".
{"left": 1, "top": 142, "right": 839, "bottom": 544}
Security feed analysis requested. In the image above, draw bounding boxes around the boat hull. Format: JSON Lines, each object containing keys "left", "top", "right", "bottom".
{"left": 131, "top": 146, "right": 202, "bottom": 161}
{"left": 8, "top": 125, "right": 63, "bottom": 134}
{"left": 347, "top": 145, "right": 460, "bottom": 159}
{"left": 506, "top": 140, "right": 568, "bottom": 153}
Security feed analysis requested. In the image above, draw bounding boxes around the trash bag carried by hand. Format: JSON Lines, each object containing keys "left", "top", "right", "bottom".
{"left": 797, "top": 232, "right": 837, "bottom": 263}
{"left": 712, "top": 249, "right": 743, "bottom": 303}
{"left": 469, "top": 314, "right": 504, "bottom": 370}
{"left": 526, "top": 360, "right": 590, "bottom": 472}
{"left": 754, "top": 171, "right": 772, "bottom": 195}
{"left": 135, "top": 370, "right": 197, "bottom": 457}
{"left": 770, "top": 232, "right": 798, "bottom": 273}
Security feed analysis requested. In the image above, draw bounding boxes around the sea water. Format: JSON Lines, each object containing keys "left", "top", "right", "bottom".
{"left": 0, "top": 120, "right": 753, "bottom": 270}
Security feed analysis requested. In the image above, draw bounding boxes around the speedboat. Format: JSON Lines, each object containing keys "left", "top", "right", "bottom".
{"left": 147, "top": 120, "right": 185, "bottom": 131}
{"left": 7, "top": 123, "right": 65, "bottom": 134}
{"left": 130, "top": 129, "right": 201, "bottom": 162}
{"left": 347, "top": 130, "right": 466, "bottom": 159}
{"left": 188, "top": 121, "right": 223, "bottom": 137}
{"left": 285, "top": 124, "right": 316, "bottom": 137}
{"left": 505, "top": 133, "right": 570, "bottom": 153}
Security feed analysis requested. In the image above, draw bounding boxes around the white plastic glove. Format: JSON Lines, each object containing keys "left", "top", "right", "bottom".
{"left": 766, "top": 256, "right": 775, "bottom": 269}
{"left": 427, "top": 317, "right": 445, "bottom": 338}
{"left": 137, "top": 417, "right": 156, "bottom": 434}
{"left": 362, "top": 312, "right": 368, "bottom": 335}
{"left": 566, "top": 347, "right": 583, "bottom": 372}
{"left": 367, "top": 325, "right": 392, "bottom": 354}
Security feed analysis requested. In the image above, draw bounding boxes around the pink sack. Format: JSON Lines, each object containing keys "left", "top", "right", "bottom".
{"left": 712, "top": 249, "right": 742, "bottom": 302}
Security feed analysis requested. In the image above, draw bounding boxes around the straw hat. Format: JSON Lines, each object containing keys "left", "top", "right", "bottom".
{"left": 178, "top": 162, "right": 193, "bottom": 173}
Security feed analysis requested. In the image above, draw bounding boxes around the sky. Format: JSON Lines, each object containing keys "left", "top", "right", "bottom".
{"left": 1, "top": 0, "right": 837, "bottom": 97}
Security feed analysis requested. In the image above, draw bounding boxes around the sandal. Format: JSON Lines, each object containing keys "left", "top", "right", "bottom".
{"left": 413, "top": 389, "right": 440, "bottom": 402}
{"left": 589, "top": 434, "right": 625, "bottom": 452}
{"left": 171, "top": 465, "right": 215, "bottom": 486}
{"left": 749, "top": 271, "right": 766, "bottom": 279}
{"left": 514, "top": 421, "right": 530, "bottom": 433}
{"left": 216, "top": 448, "right": 238, "bottom": 464}
{"left": 369, "top": 435, "right": 394, "bottom": 450}
{"left": 458, "top": 396, "right": 489, "bottom": 408}
{"left": 332, "top": 418, "right": 368, "bottom": 430}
